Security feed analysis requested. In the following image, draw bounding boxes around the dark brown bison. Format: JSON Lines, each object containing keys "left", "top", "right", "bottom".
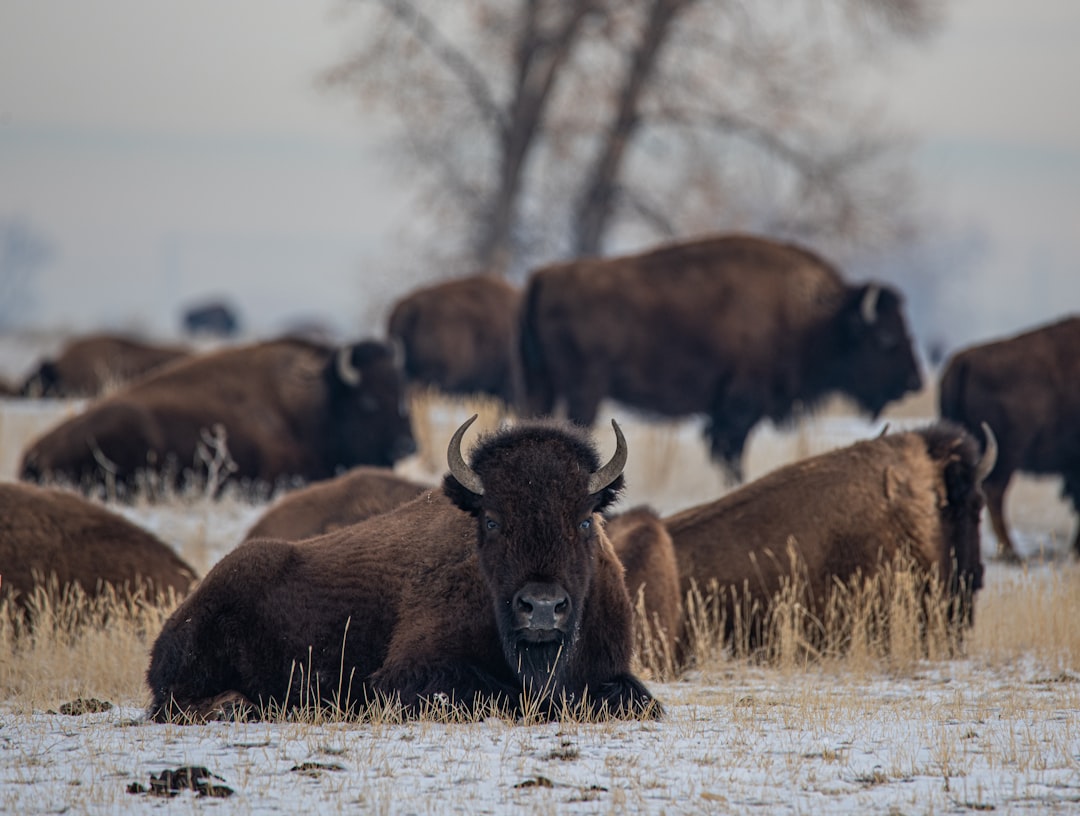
{"left": 0, "top": 482, "right": 197, "bottom": 611}
{"left": 604, "top": 507, "right": 681, "bottom": 674}
{"left": 940, "top": 316, "right": 1080, "bottom": 561}
{"left": 20, "top": 333, "right": 191, "bottom": 398}
{"left": 519, "top": 234, "right": 923, "bottom": 477}
{"left": 388, "top": 275, "right": 521, "bottom": 404}
{"left": 146, "top": 416, "right": 660, "bottom": 722}
{"left": 19, "top": 337, "right": 416, "bottom": 498}
{"left": 664, "top": 422, "right": 995, "bottom": 653}
{"left": 244, "top": 467, "right": 430, "bottom": 541}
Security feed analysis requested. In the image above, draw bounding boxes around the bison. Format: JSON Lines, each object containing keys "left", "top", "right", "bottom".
{"left": 604, "top": 507, "right": 682, "bottom": 675}
{"left": 20, "top": 333, "right": 191, "bottom": 398}
{"left": 19, "top": 337, "right": 416, "bottom": 498}
{"left": 519, "top": 234, "right": 923, "bottom": 477}
{"left": 244, "top": 467, "right": 430, "bottom": 541}
{"left": 146, "top": 416, "right": 660, "bottom": 722}
{"left": 388, "top": 275, "right": 521, "bottom": 404}
{"left": 0, "top": 482, "right": 197, "bottom": 612}
{"left": 939, "top": 315, "right": 1080, "bottom": 561}
{"left": 664, "top": 422, "right": 995, "bottom": 655}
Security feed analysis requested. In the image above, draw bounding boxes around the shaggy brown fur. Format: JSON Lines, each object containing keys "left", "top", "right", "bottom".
{"left": 244, "top": 467, "right": 431, "bottom": 541}
{"left": 605, "top": 507, "right": 681, "bottom": 669}
{"left": 20, "top": 333, "right": 191, "bottom": 398}
{"left": 519, "top": 234, "right": 922, "bottom": 477}
{"left": 940, "top": 315, "right": 1080, "bottom": 560}
{"left": 146, "top": 419, "right": 659, "bottom": 722}
{"left": 665, "top": 423, "right": 990, "bottom": 650}
{"left": 0, "top": 482, "right": 196, "bottom": 609}
{"left": 19, "top": 337, "right": 416, "bottom": 497}
{"left": 388, "top": 275, "right": 521, "bottom": 404}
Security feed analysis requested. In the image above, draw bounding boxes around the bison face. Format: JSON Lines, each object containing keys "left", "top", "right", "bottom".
{"left": 442, "top": 416, "right": 626, "bottom": 699}
{"left": 837, "top": 284, "right": 923, "bottom": 417}
{"left": 325, "top": 342, "right": 417, "bottom": 468}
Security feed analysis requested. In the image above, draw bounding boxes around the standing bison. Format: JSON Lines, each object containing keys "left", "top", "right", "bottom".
{"left": 19, "top": 337, "right": 416, "bottom": 497}
{"left": 243, "top": 467, "right": 430, "bottom": 541}
{"left": 388, "top": 275, "right": 521, "bottom": 404}
{"left": 940, "top": 315, "right": 1080, "bottom": 561}
{"left": 0, "top": 482, "right": 197, "bottom": 612}
{"left": 665, "top": 422, "right": 995, "bottom": 655}
{"left": 146, "top": 416, "right": 660, "bottom": 722}
{"left": 519, "top": 234, "right": 923, "bottom": 476}
{"left": 20, "top": 333, "right": 191, "bottom": 398}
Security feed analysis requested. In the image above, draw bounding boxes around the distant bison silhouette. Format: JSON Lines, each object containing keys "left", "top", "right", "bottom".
{"left": 665, "top": 422, "right": 995, "bottom": 653}
{"left": 20, "top": 333, "right": 191, "bottom": 398}
{"left": 244, "top": 467, "right": 430, "bottom": 541}
{"left": 0, "top": 482, "right": 196, "bottom": 612}
{"left": 147, "top": 416, "right": 660, "bottom": 722}
{"left": 20, "top": 337, "right": 416, "bottom": 498}
{"left": 181, "top": 301, "right": 239, "bottom": 338}
{"left": 388, "top": 275, "right": 521, "bottom": 404}
{"left": 940, "top": 315, "right": 1080, "bottom": 561}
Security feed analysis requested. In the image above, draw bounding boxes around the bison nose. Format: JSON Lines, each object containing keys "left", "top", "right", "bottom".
{"left": 512, "top": 582, "right": 571, "bottom": 632}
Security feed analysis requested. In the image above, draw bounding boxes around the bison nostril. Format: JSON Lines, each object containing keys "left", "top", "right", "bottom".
{"left": 517, "top": 597, "right": 533, "bottom": 614}
{"left": 555, "top": 598, "right": 568, "bottom": 615}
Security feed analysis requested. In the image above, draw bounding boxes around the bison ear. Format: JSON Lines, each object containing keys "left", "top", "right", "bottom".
{"left": 590, "top": 473, "right": 625, "bottom": 515}
{"left": 442, "top": 472, "right": 484, "bottom": 515}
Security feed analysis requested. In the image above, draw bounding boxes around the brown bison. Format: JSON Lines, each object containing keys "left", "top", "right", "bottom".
{"left": 19, "top": 337, "right": 416, "bottom": 498}
{"left": 0, "top": 482, "right": 196, "bottom": 610}
{"left": 604, "top": 507, "right": 681, "bottom": 673}
{"left": 940, "top": 316, "right": 1080, "bottom": 561}
{"left": 664, "top": 422, "right": 995, "bottom": 653}
{"left": 244, "top": 467, "right": 430, "bottom": 541}
{"left": 519, "top": 234, "right": 923, "bottom": 477}
{"left": 388, "top": 275, "right": 521, "bottom": 404}
{"left": 146, "top": 416, "right": 660, "bottom": 722}
{"left": 20, "top": 333, "right": 191, "bottom": 398}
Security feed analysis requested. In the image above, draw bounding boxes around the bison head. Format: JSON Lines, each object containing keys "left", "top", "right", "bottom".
{"left": 324, "top": 341, "right": 416, "bottom": 468}
{"left": 833, "top": 283, "right": 923, "bottom": 417}
{"left": 442, "top": 415, "right": 626, "bottom": 701}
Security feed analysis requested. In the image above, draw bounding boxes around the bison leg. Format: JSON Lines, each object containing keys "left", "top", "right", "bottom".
{"left": 371, "top": 660, "right": 521, "bottom": 718}
{"left": 150, "top": 691, "right": 257, "bottom": 724}
{"left": 590, "top": 673, "right": 663, "bottom": 720}
{"left": 982, "top": 479, "right": 1021, "bottom": 562}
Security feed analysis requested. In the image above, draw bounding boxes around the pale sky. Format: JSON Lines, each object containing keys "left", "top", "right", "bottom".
{"left": 0, "top": 0, "right": 1078, "bottom": 352}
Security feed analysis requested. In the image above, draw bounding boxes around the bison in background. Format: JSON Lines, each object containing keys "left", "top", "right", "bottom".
{"left": 20, "top": 333, "right": 191, "bottom": 398}
{"left": 0, "top": 482, "right": 197, "bottom": 613}
{"left": 20, "top": 337, "right": 416, "bottom": 499}
{"left": 665, "top": 422, "right": 994, "bottom": 658}
{"left": 519, "top": 234, "right": 923, "bottom": 478}
{"left": 244, "top": 467, "right": 430, "bottom": 541}
{"left": 604, "top": 507, "right": 682, "bottom": 676}
{"left": 388, "top": 275, "right": 521, "bottom": 405}
{"left": 146, "top": 416, "right": 659, "bottom": 722}
{"left": 940, "top": 315, "right": 1080, "bottom": 561}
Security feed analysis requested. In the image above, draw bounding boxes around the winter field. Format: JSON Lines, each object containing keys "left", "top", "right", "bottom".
{"left": 2, "top": 338, "right": 1080, "bottom": 815}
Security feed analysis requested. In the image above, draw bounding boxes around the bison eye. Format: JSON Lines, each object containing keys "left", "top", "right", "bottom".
{"left": 579, "top": 518, "right": 592, "bottom": 532}
{"left": 485, "top": 517, "right": 500, "bottom": 532}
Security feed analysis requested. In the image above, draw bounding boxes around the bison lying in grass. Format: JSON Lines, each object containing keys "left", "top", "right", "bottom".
{"left": 664, "top": 422, "right": 995, "bottom": 660}
{"left": 0, "top": 482, "right": 196, "bottom": 613}
{"left": 147, "top": 417, "right": 660, "bottom": 722}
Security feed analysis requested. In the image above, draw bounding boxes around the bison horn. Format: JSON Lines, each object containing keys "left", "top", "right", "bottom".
{"left": 447, "top": 414, "right": 485, "bottom": 496}
{"left": 336, "top": 346, "right": 362, "bottom": 387}
{"left": 587, "top": 419, "right": 628, "bottom": 495}
{"left": 975, "top": 422, "right": 998, "bottom": 484}
{"left": 860, "top": 284, "right": 881, "bottom": 324}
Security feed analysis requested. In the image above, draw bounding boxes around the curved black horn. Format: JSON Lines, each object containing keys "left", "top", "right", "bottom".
{"left": 860, "top": 284, "right": 881, "bottom": 324}
{"left": 447, "top": 414, "right": 484, "bottom": 496}
{"left": 587, "top": 419, "right": 628, "bottom": 495}
{"left": 336, "top": 346, "right": 362, "bottom": 387}
{"left": 975, "top": 422, "right": 998, "bottom": 484}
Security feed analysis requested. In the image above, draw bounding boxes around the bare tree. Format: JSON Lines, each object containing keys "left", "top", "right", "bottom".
{"left": 324, "top": 0, "right": 946, "bottom": 277}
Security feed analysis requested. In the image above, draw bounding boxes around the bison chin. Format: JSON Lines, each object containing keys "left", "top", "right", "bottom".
{"left": 510, "top": 633, "right": 577, "bottom": 701}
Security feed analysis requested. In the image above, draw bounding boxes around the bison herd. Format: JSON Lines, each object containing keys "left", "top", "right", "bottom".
{"left": 1, "top": 231, "right": 1076, "bottom": 723}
